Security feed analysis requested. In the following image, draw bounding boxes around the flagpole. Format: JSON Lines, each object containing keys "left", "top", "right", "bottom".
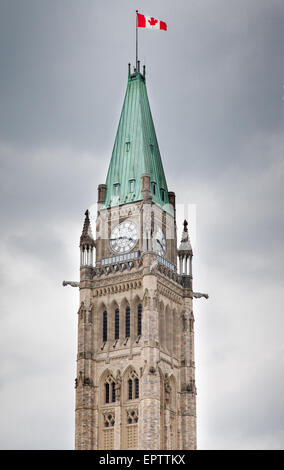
{"left": 136, "top": 10, "right": 138, "bottom": 71}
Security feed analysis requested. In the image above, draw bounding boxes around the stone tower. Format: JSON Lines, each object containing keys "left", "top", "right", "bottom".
{"left": 74, "top": 65, "right": 198, "bottom": 450}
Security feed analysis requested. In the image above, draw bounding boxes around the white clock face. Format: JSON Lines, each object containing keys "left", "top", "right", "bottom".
{"left": 154, "top": 225, "right": 166, "bottom": 256}
{"left": 110, "top": 220, "right": 139, "bottom": 254}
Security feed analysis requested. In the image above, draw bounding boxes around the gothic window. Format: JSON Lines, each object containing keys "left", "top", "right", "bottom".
{"left": 125, "top": 306, "right": 130, "bottom": 338}
{"left": 105, "top": 382, "right": 109, "bottom": 403}
{"left": 104, "top": 374, "right": 116, "bottom": 404}
{"left": 152, "top": 182, "right": 156, "bottom": 196}
{"left": 137, "top": 304, "right": 142, "bottom": 336}
{"left": 160, "top": 188, "right": 165, "bottom": 202}
{"left": 126, "top": 140, "right": 130, "bottom": 152}
{"left": 135, "top": 378, "right": 139, "bottom": 399}
{"left": 128, "top": 370, "right": 139, "bottom": 400}
{"left": 112, "top": 382, "right": 116, "bottom": 402}
{"left": 115, "top": 308, "right": 119, "bottom": 340}
{"left": 103, "top": 311, "right": 107, "bottom": 342}
{"left": 128, "top": 379, "right": 132, "bottom": 400}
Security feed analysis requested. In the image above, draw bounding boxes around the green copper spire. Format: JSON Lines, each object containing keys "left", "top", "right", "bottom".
{"left": 101, "top": 67, "right": 172, "bottom": 214}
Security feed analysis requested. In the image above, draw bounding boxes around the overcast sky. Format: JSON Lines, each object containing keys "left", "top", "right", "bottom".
{"left": 0, "top": 0, "right": 284, "bottom": 450}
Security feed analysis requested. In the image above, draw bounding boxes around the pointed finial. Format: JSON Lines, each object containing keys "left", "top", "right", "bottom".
{"left": 128, "top": 63, "right": 131, "bottom": 77}
{"left": 178, "top": 219, "right": 192, "bottom": 255}
{"left": 80, "top": 209, "right": 95, "bottom": 246}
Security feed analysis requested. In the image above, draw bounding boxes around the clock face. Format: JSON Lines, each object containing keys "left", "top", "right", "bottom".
{"left": 154, "top": 225, "right": 166, "bottom": 256}
{"left": 110, "top": 220, "right": 139, "bottom": 254}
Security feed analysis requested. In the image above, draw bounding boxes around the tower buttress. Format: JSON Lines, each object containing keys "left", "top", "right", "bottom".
{"left": 75, "top": 210, "right": 96, "bottom": 450}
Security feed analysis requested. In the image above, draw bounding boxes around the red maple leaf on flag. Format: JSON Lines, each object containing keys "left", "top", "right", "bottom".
{"left": 148, "top": 17, "right": 158, "bottom": 26}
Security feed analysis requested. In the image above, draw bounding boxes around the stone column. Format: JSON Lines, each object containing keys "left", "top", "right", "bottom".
{"left": 138, "top": 271, "right": 161, "bottom": 450}
{"left": 75, "top": 268, "right": 97, "bottom": 450}
{"left": 179, "top": 296, "right": 197, "bottom": 450}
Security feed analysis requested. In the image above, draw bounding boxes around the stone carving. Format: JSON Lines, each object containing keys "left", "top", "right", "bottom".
{"left": 164, "top": 373, "right": 171, "bottom": 404}
{"left": 150, "top": 259, "right": 158, "bottom": 272}
{"left": 140, "top": 360, "right": 147, "bottom": 377}
{"left": 193, "top": 292, "right": 209, "bottom": 299}
{"left": 153, "top": 289, "right": 158, "bottom": 309}
{"left": 143, "top": 289, "right": 150, "bottom": 309}
{"left": 63, "top": 280, "right": 80, "bottom": 287}
{"left": 186, "top": 379, "right": 196, "bottom": 394}
{"left": 182, "top": 311, "right": 190, "bottom": 332}
{"left": 115, "top": 370, "right": 122, "bottom": 400}
{"left": 126, "top": 408, "right": 138, "bottom": 424}
{"left": 103, "top": 411, "right": 115, "bottom": 427}
{"left": 75, "top": 370, "right": 94, "bottom": 388}
{"left": 87, "top": 299, "right": 94, "bottom": 323}
{"left": 78, "top": 301, "right": 86, "bottom": 321}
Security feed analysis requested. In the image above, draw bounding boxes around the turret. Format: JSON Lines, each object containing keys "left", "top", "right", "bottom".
{"left": 178, "top": 220, "right": 193, "bottom": 275}
{"left": 80, "top": 210, "right": 95, "bottom": 267}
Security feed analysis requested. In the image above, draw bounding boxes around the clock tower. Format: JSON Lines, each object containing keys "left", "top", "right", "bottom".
{"left": 74, "top": 64, "right": 199, "bottom": 450}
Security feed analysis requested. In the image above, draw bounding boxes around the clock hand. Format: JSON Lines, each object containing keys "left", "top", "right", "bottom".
{"left": 110, "top": 236, "right": 133, "bottom": 241}
{"left": 156, "top": 239, "right": 163, "bottom": 249}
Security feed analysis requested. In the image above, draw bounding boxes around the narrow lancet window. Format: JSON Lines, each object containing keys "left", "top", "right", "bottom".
{"left": 105, "top": 383, "right": 110, "bottom": 403}
{"left": 135, "top": 378, "right": 139, "bottom": 399}
{"left": 103, "top": 311, "right": 107, "bottom": 342}
{"left": 128, "top": 371, "right": 139, "bottom": 400}
{"left": 105, "top": 374, "right": 116, "bottom": 404}
{"left": 115, "top": 308, "right": 119, "bottom": 340}
{"left": 128, "top": 379, "right": 133, "bottom": 400}
{"left": 111, "top": 382, "right": 116, "bottom": 402}
{"left": 125, "top": 306, "right": 130, "bottom": 338}
{"left": 137, "top": 304, "right": 142, "bottom": 336}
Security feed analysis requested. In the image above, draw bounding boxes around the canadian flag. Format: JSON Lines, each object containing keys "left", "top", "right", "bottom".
{"left": 137, "top": 13, "right": 167, "bottom": 31}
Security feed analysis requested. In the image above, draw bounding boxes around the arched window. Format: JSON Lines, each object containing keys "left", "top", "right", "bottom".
{"left": 128, "top": 378, "right": 133, "bottom": 400}
{"left": 105, "top": 382, "right": 109, "bottom": 403}
{"left": 125, "top": 306, "right": 130, "bottom": 338}
{"left": 103, "top": 311, "right": 107, "bottom": 342}
{"left": 104, "top": 374, "right": 116, "bottom": 404}
{"left": 137, "top": 304, "right": 142, "bottom": 336}
{"left": 128, "top": 370, "right": 139, "bottom": 400}
{"left": 135, "top": 378, "right": 139, "bottom": 398}
{"left": 115, "top": 308, "right": 119, "bottom": 340}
